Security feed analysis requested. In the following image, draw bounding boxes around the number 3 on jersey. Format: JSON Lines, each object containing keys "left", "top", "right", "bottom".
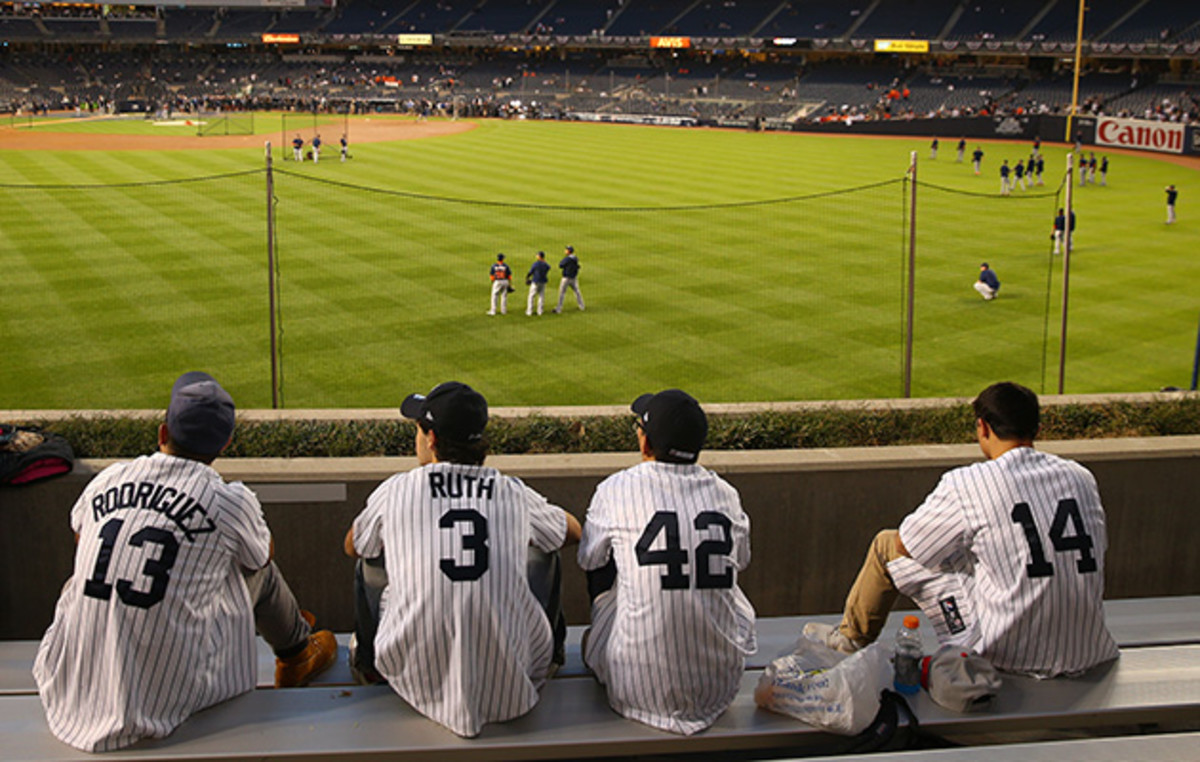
{"left": 635, "top": 511, "right": 734, "bottom": 590}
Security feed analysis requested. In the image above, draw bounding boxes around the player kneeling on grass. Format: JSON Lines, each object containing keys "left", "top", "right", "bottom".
{"left": 34, "top": 372, "right": 337, "bottom": 753}
{"left": 343, "top": 381, "right": 581, "bottom": 737}
{"left": 578, "top": 389, "right": 757, "bottom": 735}
{"left": 804, "top": 382, "right": 1118, "bottom": 679}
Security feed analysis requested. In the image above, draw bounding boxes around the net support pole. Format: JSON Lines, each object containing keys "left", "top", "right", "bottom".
{"left": 1057, "top": 153, "right": 1075, "bottom": 395}
{"left": 903, "top": 150, "right": 918, "bottom": 398}
{"left": 1191, "top": 313, "right": 1200, "bottom": 391}
{"left": 265, "top": 142, "right": 281, "bottom": 409}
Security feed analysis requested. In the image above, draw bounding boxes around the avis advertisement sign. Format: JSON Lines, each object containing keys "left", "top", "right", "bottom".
{"left": 1095, "top": 117, "right": 1184, "bottom": 154}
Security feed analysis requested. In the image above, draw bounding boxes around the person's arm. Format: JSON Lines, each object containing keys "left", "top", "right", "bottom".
{"left": 343, "top": 526, "right": 358, "bottom": 558}
{"left": 563, "top": 511, "right": 582, "bottom": 545}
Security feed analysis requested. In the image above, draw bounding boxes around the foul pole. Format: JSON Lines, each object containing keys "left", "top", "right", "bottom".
{"left": 1064, "top": 0, "right": 1087, "bottom": 142}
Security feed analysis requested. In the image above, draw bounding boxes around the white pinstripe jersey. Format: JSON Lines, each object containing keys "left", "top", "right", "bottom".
{"left": 352, "top": 461, "right": 568, "bottom": 737}
{"left": 33, "top": 453, "right": 270, "bottom": 752}
{"left": 577, "top": 461, "right": 756, "bottom": 735}
{"left": 898, "top": 446, "right": 1118, "bottom": 677}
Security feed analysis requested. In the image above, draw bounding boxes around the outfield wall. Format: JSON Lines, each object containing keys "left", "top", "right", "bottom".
{"left": 3, "top": 436, "right": 1197, "bottom": 639}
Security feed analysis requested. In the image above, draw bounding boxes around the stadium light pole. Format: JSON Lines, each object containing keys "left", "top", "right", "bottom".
{"left": 265, "top": 142, "right": 280, "bottom": 409}
{"left": 1064, "top": 0, "right": 1087, "bottom": 142}
{"left": 903, "top": 151, "right": 917, "bottom": 398}
{"left": 1058, "top": 153, "right": 1075, "bottom": 395}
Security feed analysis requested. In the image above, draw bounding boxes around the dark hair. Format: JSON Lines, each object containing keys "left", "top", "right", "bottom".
{"left": 972, "top": 382, "right": 1039, "bottom": 441}
{"left": 640, "top": 426, "right": 697, "bottom": 465}
{"left": 421, "top": 423, "right": 488, "bottom": 465}
{"left": 165, "top": 432, "right": 219, "bottom": 465}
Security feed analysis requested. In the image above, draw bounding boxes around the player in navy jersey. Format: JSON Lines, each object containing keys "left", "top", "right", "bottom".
{"left": 1013, "top": 158, "right": 1026, "bottom": 191}
{"left": 578, "top": 389, "right": 756, "bottom": 734}
{"left": 956, "top": 138, "right": 966, "bottom": 162}
{"left": 804, "top": 382, "right": 1118, "bottom": 678}
{"left": 972, "top": 146, "right": 984, "bottom": 175}
{"left": 292, "top": 133, "right": 304, "bottom": 161}
{"left": 1099, "top": 155, "right": 1108, "bottom": 186}
{"left": 974, "top": 262, "right": 1000, "bottom": 300}
{"left": 1035, "top": 154, "right": 1045, "bottom": 185}
{"left": 999, "top": 160, "right": 1010, "bottom": 195}
{"left": 525, "top": 250, "right": 551, "bottom": 316}
{"left": 488, "top": 253, "right": 513, "bottom": 315}
{"left": 1165, "top": 185, "right": 1178, "bottom": 223}
{"left": 34, "top": 372, "right": 335, "bottom": 752}
{"left": 345, "top": 382, "right": 581, "bottom": 737}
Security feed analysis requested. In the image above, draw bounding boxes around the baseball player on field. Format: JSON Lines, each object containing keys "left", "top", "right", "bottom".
{"left": 578, "top": 389, "right": 757, "bottom": 735}
{"left": 311, "top": 133, "right": 322, "bottom": 164}
{"left": 343, "top": 381, "right": 582, "bottom": 737}
{"left": 526, "top": 250, "right": 550, "bottom": 316}
{"left": 804, "top": 382, "right": 1118, "bottom": 678}
{"left": 292, "top": 133, "right": 304, "bottom": 162}
{"left": 488, "top": 253, "right": 512, "bottom": 316}
{"left": 34, "top": 372, "right": 336, "bottom": 752}
{"left": 553, "top": 245, "right": 585, "bottom": 313}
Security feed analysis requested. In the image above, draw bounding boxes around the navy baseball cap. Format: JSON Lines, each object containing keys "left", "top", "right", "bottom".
{"left": 497, "top": 253, "right": 505, "bottom": 261}
{"left": 401, "top": 382, "right": 488, "bottom": 443}
{"left": 565, "top": 245, "right": 574, "bottom": 253}
{"left": 632, "top": 389, "right": 707, "bottom": 464}
{"left": 166, "top": 371, "right": 236, "bottom": 456}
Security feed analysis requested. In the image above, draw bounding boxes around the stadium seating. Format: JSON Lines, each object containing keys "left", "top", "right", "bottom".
{"left": 4, "top": 604, "right": 1198, "bottom": 760}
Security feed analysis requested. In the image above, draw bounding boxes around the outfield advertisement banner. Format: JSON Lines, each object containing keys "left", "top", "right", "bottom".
{"left": 1095, "top": 117, "right": 1185, "bottom": 154}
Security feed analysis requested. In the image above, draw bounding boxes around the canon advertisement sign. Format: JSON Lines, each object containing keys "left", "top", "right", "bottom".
{"left": 1095, "top": 117, "right": 1184, "bottom": 154}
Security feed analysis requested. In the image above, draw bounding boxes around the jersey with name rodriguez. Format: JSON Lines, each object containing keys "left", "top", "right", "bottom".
{"left": 34, "top": 452, "right": 270, "bottom": 752}
{"left": 353, "top": 461, "right": 568, "bottom": 737}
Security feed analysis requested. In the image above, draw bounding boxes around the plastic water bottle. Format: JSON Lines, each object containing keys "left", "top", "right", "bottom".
{"left": 893, "top": 615, "right": 922, "bottom": 695}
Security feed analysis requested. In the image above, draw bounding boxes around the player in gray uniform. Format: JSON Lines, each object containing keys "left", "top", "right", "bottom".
{"left": 344, "top": 381, "right": 581, "bottom": 737}
{"left": 525, "top": 250, "right": 550, "bottom": 316}
{"left": 488, "top": 253, "right": 512, "bottom": 316}
{"left": 805, "top": 382, "right": 1118, "bottom": 678}
{"left": 34, "top": 372, "right": 336, "bottom": 752}
{"left": 553, "top": 245, "right": 585, "bottom": 313}
{"left": 578, "top": 389, "right": 756, "bottom": 734}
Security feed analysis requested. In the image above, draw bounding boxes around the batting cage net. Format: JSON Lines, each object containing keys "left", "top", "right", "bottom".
{"left": 196, "top": 112, "right": 256, "bottom": 137}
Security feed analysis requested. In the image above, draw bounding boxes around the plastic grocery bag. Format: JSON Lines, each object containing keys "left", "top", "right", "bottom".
{"left": 754, "top": 638, "right": 892, "bottom": 735}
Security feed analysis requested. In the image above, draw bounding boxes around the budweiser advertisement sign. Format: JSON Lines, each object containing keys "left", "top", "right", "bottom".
{"left": 1096, "top": 117, "right": 1184, "bottom": 154}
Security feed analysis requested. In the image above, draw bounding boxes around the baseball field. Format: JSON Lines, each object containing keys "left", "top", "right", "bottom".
{"left": 1, "top": 113, "right": 1196, "bottom": 409}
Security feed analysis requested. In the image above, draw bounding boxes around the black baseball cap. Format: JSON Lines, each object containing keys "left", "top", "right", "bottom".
{"left": 632, "top": 389, "right": 707, "bottom": 464}
{"left": 166, "top": 371, "right": 236, "bottom": 456}
{"left": 497, "top": 253, "right": 505, "bottom": 261}
{"left": 401, "top": 381, "right": 488, "bottom": 442}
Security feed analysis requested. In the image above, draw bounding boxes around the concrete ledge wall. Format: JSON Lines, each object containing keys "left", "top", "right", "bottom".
{"left": 3, "top": 436, "right": 1198, "bottom": 639}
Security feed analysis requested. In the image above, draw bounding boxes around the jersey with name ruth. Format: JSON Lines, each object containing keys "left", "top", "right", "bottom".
{"left": 34, "top": 452, "right": 270, "bottom": 752}
{"left": 353, "top": 461, "right": 568, "bottom": 737}
{"left": 898, "top": 446, "right": 1118, "bottom": 677}
{"left": 578, "top": 461, "right": 757, "bottom": 735}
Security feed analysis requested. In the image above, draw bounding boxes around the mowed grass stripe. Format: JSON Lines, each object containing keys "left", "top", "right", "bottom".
{"left": 2, "top": 119, "right": 1197, "bottom": 408}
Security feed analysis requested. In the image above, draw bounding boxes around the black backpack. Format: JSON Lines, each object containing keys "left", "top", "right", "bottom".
{"left": 0, "top": 424, "right": 75, "bottom": 486}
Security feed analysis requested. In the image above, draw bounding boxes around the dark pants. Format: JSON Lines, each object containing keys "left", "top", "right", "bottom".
{"left": 352, "top": 548, "right": 567, "bottom": 676}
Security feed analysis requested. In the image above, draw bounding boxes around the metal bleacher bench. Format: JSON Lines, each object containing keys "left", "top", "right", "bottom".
{"left": 3, "top": 598, "right": 1199, "bottom": 761}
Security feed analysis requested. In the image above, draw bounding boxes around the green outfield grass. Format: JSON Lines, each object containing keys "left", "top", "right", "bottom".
{"left": 1, "top": 117, "right": 1197, "bottom": 409}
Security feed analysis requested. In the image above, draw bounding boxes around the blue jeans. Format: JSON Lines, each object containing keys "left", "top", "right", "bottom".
{"left": 351, "top": 547, "right": 566, "bottom": 676}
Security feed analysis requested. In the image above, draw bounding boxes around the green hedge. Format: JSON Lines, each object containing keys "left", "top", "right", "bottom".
{"left": 24, "top": 397, "right": 1200, "bottom": 459}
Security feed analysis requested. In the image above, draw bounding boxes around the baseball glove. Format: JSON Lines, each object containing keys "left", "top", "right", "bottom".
{"left": 507, "top": 284, "right": 516, "bottom": 293}
{"left": 524, "top": 276, "right": 532, "bottom": 286}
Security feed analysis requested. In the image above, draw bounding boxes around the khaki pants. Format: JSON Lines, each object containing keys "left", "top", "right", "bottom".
{"left": 838, "top": 530, "right": 904, "bottom": 645}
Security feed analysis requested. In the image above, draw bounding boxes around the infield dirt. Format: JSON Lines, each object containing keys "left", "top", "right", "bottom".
{"left": 0, "top": 116, "right": 474, "bottom": 151}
